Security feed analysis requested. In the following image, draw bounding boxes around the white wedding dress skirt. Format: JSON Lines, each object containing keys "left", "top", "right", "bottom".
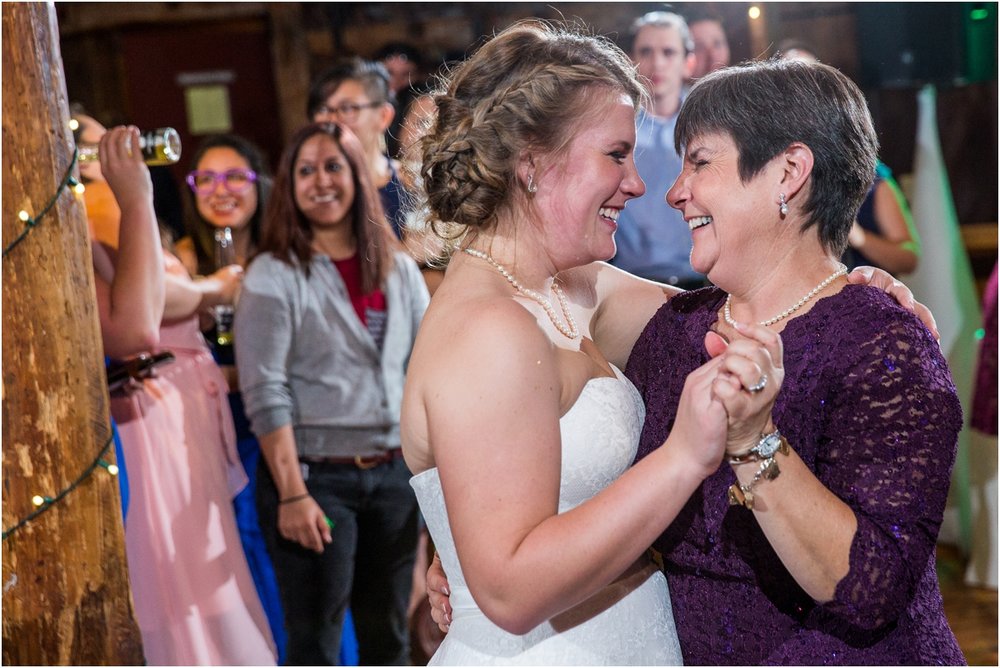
{"left": 411, "top": 368, "right": 683, "bottom": 665}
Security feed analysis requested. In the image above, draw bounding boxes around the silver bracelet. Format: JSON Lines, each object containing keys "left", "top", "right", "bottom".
{"left": 727, "top": 456, "right": 781, "bottom": 510}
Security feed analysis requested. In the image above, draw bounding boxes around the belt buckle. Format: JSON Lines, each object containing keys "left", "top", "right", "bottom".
{"left": 354, "top": 454, "right": 380, "bottom": 470}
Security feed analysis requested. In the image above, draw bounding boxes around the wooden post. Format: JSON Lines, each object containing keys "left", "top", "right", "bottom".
{"left": 1, "top": 3, "right": 143, "bottom": 664}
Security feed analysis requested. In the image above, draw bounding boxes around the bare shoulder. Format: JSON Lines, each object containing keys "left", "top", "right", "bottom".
{"left": 411, "top": 285, "right": 559, "bottom": 393}
{"left": 402, "top": 282, "right": 562, "bottom": 472}
{"left": 561, "top": 262, "right": 673, "bottom": 369}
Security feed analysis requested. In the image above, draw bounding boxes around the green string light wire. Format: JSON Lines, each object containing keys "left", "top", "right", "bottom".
{"left": 3, "top": 148, "right": 124, "bottom": 540}
{"left": 3, "top": 147, "right": 80, "bottom": 258}
{"left": 2, "top": 432, "right": 115, "bottom": 541}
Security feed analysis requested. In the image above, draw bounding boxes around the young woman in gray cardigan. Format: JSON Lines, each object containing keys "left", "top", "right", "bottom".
{"left": 235, "top": 122, "right": 429, "bottom": 665}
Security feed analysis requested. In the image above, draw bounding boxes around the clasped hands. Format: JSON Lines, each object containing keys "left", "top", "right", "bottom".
{"left": 667, "top": 320, "right": 784, "bottom": 480}
{"left": 704, "top": 321, "right": 784, "bottom": 460}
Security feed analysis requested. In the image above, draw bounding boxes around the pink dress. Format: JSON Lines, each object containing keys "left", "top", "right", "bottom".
{"left": 110, "top": 253, "right": 275, "bottom": 665}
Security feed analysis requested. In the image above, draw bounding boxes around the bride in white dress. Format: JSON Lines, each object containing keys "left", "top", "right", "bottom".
{"left": 401, "top": 21, "right": 781, "bottom": 665}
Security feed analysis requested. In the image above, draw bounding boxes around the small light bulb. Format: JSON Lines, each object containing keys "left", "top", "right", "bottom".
{"left": 107, "top": 464, "right": 119, "bottom": 476}
{"left": 69, "top": 118, "right": 80, "bottom": 131}
{"left": 32, "top": 495, "right": 46, "bottom": 507}
{"left": 749, "top": 6, "right": 761, "bottom": 19}
{"left": 18, "top": 210, "right": 30, "bottom": 222}
{"left": 73, "top": 182, "right": 86, "bottom": 195}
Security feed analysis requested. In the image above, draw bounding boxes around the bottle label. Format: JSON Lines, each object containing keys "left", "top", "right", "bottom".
{"left": 214, "top": 305, "right": 234, "bottom": 346}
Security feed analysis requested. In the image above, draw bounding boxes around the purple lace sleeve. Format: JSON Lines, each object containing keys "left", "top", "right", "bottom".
{"left": 807, "top": 312, "right": 962, "bottom": 631}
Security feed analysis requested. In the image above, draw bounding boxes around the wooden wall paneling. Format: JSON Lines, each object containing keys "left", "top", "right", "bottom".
{"left": 267, "top": 4, "right": 312, "bottom": 143}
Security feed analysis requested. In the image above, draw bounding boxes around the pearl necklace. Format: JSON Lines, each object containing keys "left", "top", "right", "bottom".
{"left": 723, "top": 265, "right": 847, "bottom": 328}
{"left": 463, "top": 248, "right": 580, "bottom": 340}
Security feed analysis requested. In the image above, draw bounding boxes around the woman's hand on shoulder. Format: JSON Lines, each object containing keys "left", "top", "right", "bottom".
{"left": 847, "top": 266, "right": 938, "bottom": 340}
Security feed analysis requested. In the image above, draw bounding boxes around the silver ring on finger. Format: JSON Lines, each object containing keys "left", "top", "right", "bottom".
{"left": 747, "top": 373, "right": 768, "bottom": 393}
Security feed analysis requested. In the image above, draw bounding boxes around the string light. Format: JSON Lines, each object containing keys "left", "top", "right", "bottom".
{"left": 2, "top": 128, "right": 119, "bottom": 540}
{"left": 3, "top": 132, "right": 121, "bottom": 542}
{"left": 3, "top": 434, "right": 115, "bottom": 541}
{"left": 3, "top": 147, "right": 80, "bottom": 258}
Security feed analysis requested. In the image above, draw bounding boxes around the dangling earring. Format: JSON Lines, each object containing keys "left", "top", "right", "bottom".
{"left": 527, "top": 173, "right": 538, "bottom": 194}
{"left": 778, "top": 193, "right": 789, "bottom": 217}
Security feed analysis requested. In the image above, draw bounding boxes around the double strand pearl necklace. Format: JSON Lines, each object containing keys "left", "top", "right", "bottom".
{"left": 463, "top": 248, "right": 580, "bottom": 339}
{"left": 723, "top": 265, "right": 847, "bottom": 328}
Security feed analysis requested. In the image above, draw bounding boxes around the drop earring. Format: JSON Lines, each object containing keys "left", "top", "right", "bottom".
{"left": 527, "top": 173, "right": 538, "bottom": 194}
{"left": 778, "top": 193, "right": 789, "bottom": 217}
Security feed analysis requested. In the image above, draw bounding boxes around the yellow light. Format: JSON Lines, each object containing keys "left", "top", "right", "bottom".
{"left": 32, "top": 495, "right": 46, "bottom": 507}
{"left": 18, "top": 210, "right": 30, "bottom": 222}
{"left": 749, "top": 6, "right": 761, "bottom": 19}
{"left": 68, "top": 118, "right": 80, "bottom": 131}
{"left": 73, "top": 182, "right": 86, "bottom": 195}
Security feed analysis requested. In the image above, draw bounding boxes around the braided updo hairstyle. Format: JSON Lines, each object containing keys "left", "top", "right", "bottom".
{"left": 418, "top": 21, "right": 644, "bottom": 238}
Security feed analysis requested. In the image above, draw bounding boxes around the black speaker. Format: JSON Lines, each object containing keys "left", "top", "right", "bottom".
{"left": 857, "top": 3, "right": 986, "bottom": 87}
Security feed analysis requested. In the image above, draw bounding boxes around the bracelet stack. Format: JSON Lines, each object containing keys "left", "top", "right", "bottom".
{"left": 727, "top": 430, "right": 790, "bottom": 510}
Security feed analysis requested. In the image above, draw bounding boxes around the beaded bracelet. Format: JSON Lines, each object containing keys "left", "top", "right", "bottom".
{"left": 279, "top": 493, "right": 311, "bottom": 505}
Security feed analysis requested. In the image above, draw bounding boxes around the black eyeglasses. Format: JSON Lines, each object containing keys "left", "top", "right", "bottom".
{"left": 314, "top": 101, "right": 382, "bottom": 122}
{"left": 186, "top": 168, "right": 258, "bottom": 195}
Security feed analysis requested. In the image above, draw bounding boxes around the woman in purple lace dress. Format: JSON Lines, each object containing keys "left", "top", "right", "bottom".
{"left": 627, "top": 59, "right": 965, "bottom": 664}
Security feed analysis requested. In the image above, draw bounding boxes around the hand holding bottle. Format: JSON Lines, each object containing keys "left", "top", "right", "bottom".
{"left": 98, "top": 126, "right": 154, "bottom": 215}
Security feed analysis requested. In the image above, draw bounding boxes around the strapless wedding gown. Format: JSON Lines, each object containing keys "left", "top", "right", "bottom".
{"left": 411, "top": 367, "right": 682, "bottom": 665}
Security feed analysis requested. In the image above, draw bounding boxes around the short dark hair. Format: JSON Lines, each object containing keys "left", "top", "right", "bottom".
{"left": 684, "top": 7, "right": 725, "bottom": 29}
{"left": 258, "top": 122, "right": 396, "bottom": 291}
{"left": 628, "top": 11, "right": 693, "bottom": 55}
{"left": 375, "top": 42, "right": 424, "bottom": 69}
{"left": 182, "top": 134, "right": 272, "bottom": 275}
{"left": 307, "top": 57, "right": 394, "bottom": 119}
{"left": 675, "top": 59, "right": 878, "bottom": 255}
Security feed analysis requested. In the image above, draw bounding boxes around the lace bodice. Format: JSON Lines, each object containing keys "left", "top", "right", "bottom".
{"left": 410, "top": 368, "right": 682, "bottom": 664}
{"left": 628, "top": 285, "right": 965, "bottom": 665}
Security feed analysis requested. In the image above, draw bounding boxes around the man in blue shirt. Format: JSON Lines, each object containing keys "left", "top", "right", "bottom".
{"left": 612, "top": 11, "right": 707, "bottom": 289}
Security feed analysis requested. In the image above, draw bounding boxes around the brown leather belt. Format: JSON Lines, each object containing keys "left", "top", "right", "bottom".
{"left": 300, "top": 449, "right": 404, "bottom": 470}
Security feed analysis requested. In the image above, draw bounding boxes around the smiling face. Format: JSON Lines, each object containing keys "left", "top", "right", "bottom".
{"left": 667, "top": 132, "right": 780, "bottom": 284}
{"left": 293, "top": 133, "right": 356, "bottom": 231}
{"left": 533, "top": 91, "right": 645, "bottom": 268}
{"left": 193, "top": 146, "right": 258, "bottom": 231}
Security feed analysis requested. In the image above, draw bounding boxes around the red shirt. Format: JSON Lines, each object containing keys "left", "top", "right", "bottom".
{"left": 332, "top": 254, "right": 387, "bottom": 348}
